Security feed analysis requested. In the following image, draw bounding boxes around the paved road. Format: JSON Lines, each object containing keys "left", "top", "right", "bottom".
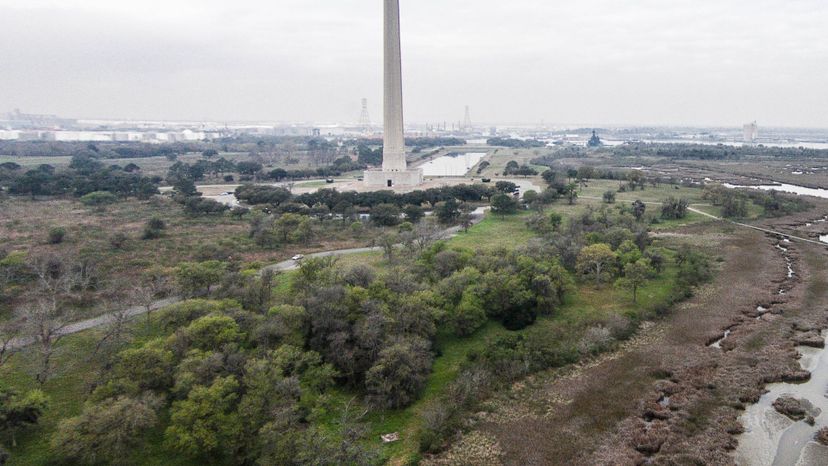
{"left": 8, "top": 297, "right": 180, "bottom": 351}
{"left": 9, "top": 210, "right": 489, "bottom": 349}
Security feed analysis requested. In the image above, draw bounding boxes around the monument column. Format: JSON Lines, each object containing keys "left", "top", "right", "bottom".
{"left": 383, "top": 0, "right": 406, "bottom": 172}
{"left": 364, "top": 0, "right": 422, "bottom": 187}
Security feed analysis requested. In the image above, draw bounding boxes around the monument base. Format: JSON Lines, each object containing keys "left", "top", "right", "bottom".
{"left": 363, "top": 169, "right": 423, "bottom": 188}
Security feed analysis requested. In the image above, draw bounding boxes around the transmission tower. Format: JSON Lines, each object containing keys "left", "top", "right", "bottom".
{"left": 462, "top": 105, "right": 472, "bottom": 131}
{"left": 359, "top": 98, "right": 371, "bottom": 128}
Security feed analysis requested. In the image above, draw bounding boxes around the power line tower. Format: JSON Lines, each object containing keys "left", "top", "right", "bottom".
{"left": 462, "top": 105, "right": 472, "bottom": 131}
{"left": 359, "top": 98, "right": 371, "bottom": 128}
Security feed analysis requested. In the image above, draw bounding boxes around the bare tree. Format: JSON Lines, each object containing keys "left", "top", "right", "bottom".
{"left": 17, "top": 253, "right": 90, "bottom": 385}
{"left": 0, "top": 319, "right": 22, "bottom": 368}
{"left": 18, "top": 298, "right": 75, "bottom": 385}
{"left": 91, "top": 303, "right": 134, "bottom": 372}
{"left": 411, "top": 221, "right": 442, "bottom": 252}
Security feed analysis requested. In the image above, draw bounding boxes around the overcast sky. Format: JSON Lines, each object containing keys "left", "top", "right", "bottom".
{"left": 2, "top": 0, "right": 827, "bottom": 127}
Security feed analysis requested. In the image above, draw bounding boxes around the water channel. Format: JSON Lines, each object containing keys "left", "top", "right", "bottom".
{"left": 418, "top": 152, "right": 487, "bottom": 177}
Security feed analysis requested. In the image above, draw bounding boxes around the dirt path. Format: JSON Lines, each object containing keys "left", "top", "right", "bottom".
{"left": 425, "top": 209, "right": 828, "bottom": 465}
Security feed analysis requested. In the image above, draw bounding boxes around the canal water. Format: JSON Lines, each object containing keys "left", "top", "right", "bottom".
{"left": 419, "top": 152, "right": 487, "bottom": 177}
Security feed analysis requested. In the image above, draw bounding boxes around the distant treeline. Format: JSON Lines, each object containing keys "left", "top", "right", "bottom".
{"left": 235, "top": 183, "right": 506, "bottom": 211}
{"left": 609, "top": 143, "right": 828, "bottom": 160}
{"left": 0, "top": 154, "right": 159, "bottom": 198}
{"left": 165, "top": 156, "right": 366, "bottom": 185}
{"left": 487, "top": 138, "right": 546, "bottom": 148}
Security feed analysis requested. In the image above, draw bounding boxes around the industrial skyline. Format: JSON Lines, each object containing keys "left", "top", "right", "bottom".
{"left": 1, "top": 0, "right": 827, "bottom": 127}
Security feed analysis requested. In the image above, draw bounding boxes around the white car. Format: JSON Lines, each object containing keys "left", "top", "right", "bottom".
{"left": 291, "top": 254, "right": 304, "bottom": 261}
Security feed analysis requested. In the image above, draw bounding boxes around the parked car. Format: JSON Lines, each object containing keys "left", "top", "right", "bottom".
{"left": 291, "top": 254, "right": 304, "bottom": 261}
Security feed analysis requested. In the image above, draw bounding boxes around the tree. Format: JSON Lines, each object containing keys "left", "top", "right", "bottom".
{"left": 236, "top": 161, "right": 263, "bottom": 176}
{"left": 18, "top": 298, "right": 76, "bottom": 385}
{"left": 0, "top": 388, "right": 48, "bottom": 447}
{"left": 660, "top": 196, "right": 689, "bottom": 220}
{"left": 565, "top": 183, "right": 578, "bottom": 204}
{"left": 491, "top": 193, "right": 519, "bottom": 214}
{"left": 632, "top": 199, "right": 646, "bottom": 221}
{"left": 0, "top": 319, "right": 22, "bottom": 369}
{"left": 576, "top": 243, "right": 617, "bottom": 286}
{"left": 165, "top": 376, "right": 243, "bottom": 459}
{"left": 495, "top": 181, "right": 517, "bottom": 193}
{"left": 365, "top": 337, "right": 432, "bottom": 409}
{"left": 403, "top": 204, "right": 425, "bottom": 223}
{"left": 722, "top": 192, "right": 749, "bottom": 218}
{"left": 616, "top": 259, "right": 654, "bottom": 303}
{"left": 113, "top": 338, "right": 176, "bottom": 391}
{"left": 370, "top": 203, "right": 402, "bottom": 227}
{"left": 51, "top": 395, "right": 159, "bottom": 464}
{"left": 182, "top": 315, "right": 243, "bottom": 350}
{"left": 270, "top": 213, "right": 310, "bottom": 244}
{"left": 175, "top": 261, "right": 227, "bottom": 296}
{"left": 445, "top": 289, "right": 487, "bottom": 336}
{"left": 434, "top": 199, "right": 460, "bottom": 224}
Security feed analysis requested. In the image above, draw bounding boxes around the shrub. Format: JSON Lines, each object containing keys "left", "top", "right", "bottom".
{"left": 576, "top": 325, "right": 614, "bottom": 355}
{"left": 603, "top": 190, "right": 616, "bottom": 204}
{"left": 80, "top": 191, "right": 118, "bottom": 208}
{"left": 109, "top": 233, "right": 128, "bottom": 250}
{"left": 143, "top": 217, "right": 166, "bottom": 240}
{"left": 47, "top": 227, "right": 66, "bottom": 244}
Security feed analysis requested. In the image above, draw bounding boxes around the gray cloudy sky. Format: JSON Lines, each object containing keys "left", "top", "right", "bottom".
{"left": 2, "top": 0, "right": 827, "bottom": 127}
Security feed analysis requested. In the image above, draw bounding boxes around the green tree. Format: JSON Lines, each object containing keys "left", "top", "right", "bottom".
{"left": 660, "top": 196, "right": 689, "bottom": 220}
{"left": 565, "top": 183, "right": 578, "bottom": 204}
{"left": 632, "top": 199, "right": 646, "bottom": 221}
{"left": 113, "top": 338, "right": 176, "bottom": 391}
{"left": 0, "top": 388, "right": 48, "bottom": 447}
{"left": 403, "top": 204, "right": 425, "bottom": 223}
{"left": 51, "top": 395, "right": 159, "bottom": 464}
{"left": 165, "top": 376, "right": 243, "bottom": 459}
{"left": 491, "top": 193, "right": 519, "bottom": 214}
{"left": 370, "top": 203, "right": 402, "bottom": 227}
{"left": 434, "top": 199, "right": 461, "bottom": 224}
{"left": 272, "top": 213, "right": 308, "bottom": 243}
{"left": 176, "top": 261, "right": 227, "bottom": 296}
{"left": 576, "top": 243, "right": 617, "bottom": 286}
{"left": 616, "top": 259, "right": 654, "bottom": 303}
{"left": 182, "top": 315, "right": 243, "bottom": 350}
{"left": 365, "top": 337, "right": 432, "bottom": 409}
{"left": 446, "top": 289, "right": 487, "bottom": 336}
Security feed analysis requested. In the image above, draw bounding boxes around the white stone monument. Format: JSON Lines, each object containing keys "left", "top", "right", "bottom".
{"left": 364, "top": 0, "right": 423, "bottom": 187}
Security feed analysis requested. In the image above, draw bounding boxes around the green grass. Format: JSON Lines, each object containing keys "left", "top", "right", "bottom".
{"left": 449, "top": 211, "right": 535, "bottom": 250}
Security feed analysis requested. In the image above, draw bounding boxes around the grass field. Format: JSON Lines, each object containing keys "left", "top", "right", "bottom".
{"left": 474, "top": 148, "right": 554, "bottom": 178}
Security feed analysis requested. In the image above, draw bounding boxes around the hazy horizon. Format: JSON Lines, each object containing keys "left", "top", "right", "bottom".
{"left": 2, "top": 0, "right": 827, "bottom": 128}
